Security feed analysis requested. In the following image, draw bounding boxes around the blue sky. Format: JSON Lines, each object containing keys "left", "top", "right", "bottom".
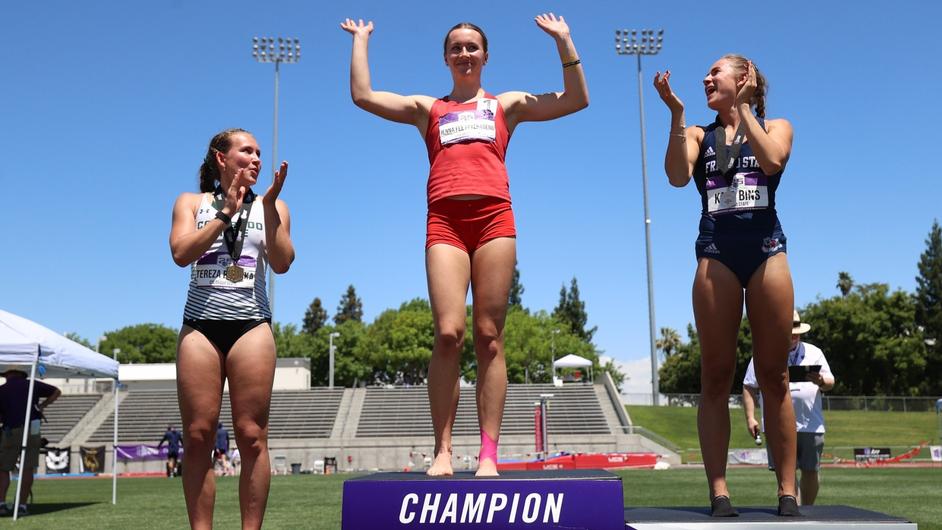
{"left": 4, "top": 1, "right": 941, "bottom": 392}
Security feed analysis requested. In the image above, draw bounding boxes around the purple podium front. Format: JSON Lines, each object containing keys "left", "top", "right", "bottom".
{"left": 342, "top": 469, "right": 624, "bottom": 529}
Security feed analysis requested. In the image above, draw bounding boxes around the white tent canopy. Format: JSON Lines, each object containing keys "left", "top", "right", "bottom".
{"left": 553, "top": 354, "right": 593, "bottom": 368}
{"left": 0, "top": 309, "right": 118, "bottom": 378}
{"left": 552, "top": 353, "right": 594, "bottom": 385}
{"left": 0, "top": 309, "right": 120, "bottom": 519}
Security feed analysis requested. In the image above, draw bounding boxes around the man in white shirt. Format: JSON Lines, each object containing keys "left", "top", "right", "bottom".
{"left": 743, "top": 310, "right": 835, "bottom": 505}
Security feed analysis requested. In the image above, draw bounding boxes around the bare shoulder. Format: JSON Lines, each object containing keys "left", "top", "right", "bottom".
{"left": 765, "top": 117, "right": 793, "bottom": 133}
{"left": 173, "top": 192, "right": 202, "bottom": 212}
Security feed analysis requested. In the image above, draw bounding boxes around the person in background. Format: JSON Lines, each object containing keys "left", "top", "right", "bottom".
{"left": 157, "top": 424, "right": 183, "bottom": 478}
{"left": 744, "top": 310, "right": 835, "bottom": 505}
{"left": 214, "top": 422, "right": 230, "bottom": 475}
{"left": 0, "top": 369, "right": 60, "bottom": 516}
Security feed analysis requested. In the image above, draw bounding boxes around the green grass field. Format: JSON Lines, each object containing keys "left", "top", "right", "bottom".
{"left": 6, "top": 467, "right": 938, "bottom": 528}
{"left": 628, "top": 405, "right": 941, "bottom": 461}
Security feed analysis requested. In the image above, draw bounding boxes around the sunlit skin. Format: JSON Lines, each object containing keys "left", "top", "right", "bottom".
{"left": 341, "top": 14, "right": 588, "bottom": 477}
{"left": 168, "top": 131, "right": 294, "bottom": 529}
{"left": 653, "top": 57, "right": 799, "bottom": 510}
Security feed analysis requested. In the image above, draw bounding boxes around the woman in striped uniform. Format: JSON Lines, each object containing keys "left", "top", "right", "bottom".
{"left": 169, "top": 128, "right": 294, "bottom": 529}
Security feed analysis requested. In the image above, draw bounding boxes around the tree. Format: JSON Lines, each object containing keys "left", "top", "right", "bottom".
{"left": 356, "top": 298, "right": 449, "bottom": 385}
{"left": 335, "top": 285, "right": 364, "bottom": 325}
{"left": 656, "top": 327, "right": 682, "bottom": 358}
{"left": 302, "top": 297, "right": 329, "bottom": 335}
{"left": 837, "top": 271, "right": 854, "bottom": 297}
{"left": 99, "top": 324, "right": 179, "bottom": 364}
{"left": 64, "top": 332, "right": 94, "bottom": 350}
{"left": 552, "top": 277, "right": 597, "bottom": 343}
{"left": 509, "top": 262, "right": 524, "bottom": 308}
{"left": 802, "top": 282, "right": 929, "bottom": 395}
{"left": 915, "top": 220, "right": 942, "bottom": 390}
{"left": 657, "top": 320, "right": 754, "bottom": 395}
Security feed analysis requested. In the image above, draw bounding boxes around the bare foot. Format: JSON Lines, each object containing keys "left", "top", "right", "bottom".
{"left": 475, "top": 458, "right": 499, "bottom": 477}
{"left": 426, "top": 452, "right": 454, "bottom": 476}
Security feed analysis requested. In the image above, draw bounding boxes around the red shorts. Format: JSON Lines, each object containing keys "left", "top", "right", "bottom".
{"left": 426, "top": 197, "right": 516, "bottom": 253}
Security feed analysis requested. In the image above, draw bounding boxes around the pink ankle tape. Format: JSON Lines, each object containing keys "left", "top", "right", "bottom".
{"left": 479, "top": 429, "right": 498, "bottom": 463}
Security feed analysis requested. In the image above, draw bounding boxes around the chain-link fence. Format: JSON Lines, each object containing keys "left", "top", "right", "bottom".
{"left": 622, "top": 393, "right": 942, "bottom": 412}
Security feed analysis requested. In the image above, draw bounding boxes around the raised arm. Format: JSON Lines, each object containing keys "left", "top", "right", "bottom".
{"left": 262, "top": 161, "right": 295, "bottom": 274}
{"left": 341, "top": 19, "right": 434, "bottom": 130}
{"left": 500, "top": 13, "right": 589, "bottom": 130}
{"left": 653, "top": 70, "right": 700, "bottom": 187}
{"left": 736, "top": 62, "right": 793, "bottom": 175}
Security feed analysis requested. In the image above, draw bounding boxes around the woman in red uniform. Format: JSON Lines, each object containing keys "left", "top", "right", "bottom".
{"left": 341, "top": 14, "right": 588, "bottom": 476}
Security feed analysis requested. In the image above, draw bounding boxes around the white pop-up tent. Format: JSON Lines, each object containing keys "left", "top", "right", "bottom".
{"left": 0, "top": 309, "right": 120, "bottom": 520}
{"left": 553, "top": 353, "right": 594, "bottom": 383}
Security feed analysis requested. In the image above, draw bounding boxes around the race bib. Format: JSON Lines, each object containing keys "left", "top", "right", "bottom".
{"left": 706, "top": 172, "right": 769, "bottom": 214}
{"left": 438, "top": 99, "right": 497, "bottom": 145}
{"left": 191, "top": 252, "right": 257, "bottom": 288}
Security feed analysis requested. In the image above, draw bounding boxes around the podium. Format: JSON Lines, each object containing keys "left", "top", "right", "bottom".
{"left": 625, "top": 505, "right": 917, "bottom": 529}
{"left": 342, "top": 470, "right": 917, "bottom": 529}
{"left": 342, "top": 469, "right": 624, "bottom": 529}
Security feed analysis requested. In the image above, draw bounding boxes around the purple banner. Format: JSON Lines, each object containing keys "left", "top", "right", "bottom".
{"left": 116, "top": 444, "right": 182, "bottom": 461}
{"left": 342, "top": 470, "right": 623, "bottom": 530}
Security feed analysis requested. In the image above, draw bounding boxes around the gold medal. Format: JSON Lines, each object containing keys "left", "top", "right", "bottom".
{"left": 225, "top": 264, "right": 245, "bottom": 283}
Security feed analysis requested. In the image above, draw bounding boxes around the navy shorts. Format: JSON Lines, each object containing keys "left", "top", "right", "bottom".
{"left": 695, "top": 213, "right": 787, "bottom": 287}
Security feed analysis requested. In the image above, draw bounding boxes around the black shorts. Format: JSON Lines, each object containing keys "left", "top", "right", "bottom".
{"left": 183, "top": 319, "right": 271, "bottom": 356}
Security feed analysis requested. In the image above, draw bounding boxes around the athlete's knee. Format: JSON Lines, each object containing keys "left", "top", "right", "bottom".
{"left": 754, "top": 361, "right": 788, "bottom": 393}
{"left": 183, "top": 422, "right": 215, "bottom": 451}
{"left": 234, "top": 420, "right": 268, "bottom": 456}
{"left": 472, "top": 323, "right": 503, "bottom": 359}
{"left": 434, "top": 325, "right": 466, "bottom": 353}
{"left": 700, "top": 370, "right": 734, "bottom": 400}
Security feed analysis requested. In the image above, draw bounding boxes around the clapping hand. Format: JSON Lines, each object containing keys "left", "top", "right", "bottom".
{"left": 265, "top": 161, "right": 288, "bottom": 203}
{"left": 653, "top": 70, "right": 684, "bottom": 113}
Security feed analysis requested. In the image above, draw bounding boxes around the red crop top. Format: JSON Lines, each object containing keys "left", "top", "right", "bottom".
{"left": 424, "top": 94, "right": 512, "bottom": 205}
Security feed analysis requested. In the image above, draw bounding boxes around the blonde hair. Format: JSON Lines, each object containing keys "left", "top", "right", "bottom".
{"left": 721, "top": 54, "right": 767, "bottom": 118}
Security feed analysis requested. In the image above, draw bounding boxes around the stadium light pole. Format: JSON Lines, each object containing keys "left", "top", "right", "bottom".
{"left": 112, "top": 347, "right": 120, "bottom": 504}
{"left": 329, "top": 332, "right": 340, "bottom": 389}
{"left": 253, "top": 36, "right": 301, "bottom": 320}
{"left": 615, "top": 28, "right": 663, "bottom": 406}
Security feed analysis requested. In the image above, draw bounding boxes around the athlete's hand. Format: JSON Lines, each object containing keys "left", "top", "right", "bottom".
{"left": 341, "top": 18, "right": 374, "bottom": 39}
{"left": 653, "top": 70, "right": 684, "bottom": 113}
{"left": 534, "top": 13, "right": 570, "bottom": 40}
{"left": 265, "top": 161, "right": 288, "bottom": 203}
{"left": 735, "top": 61, "right": 757, "bottom": 108}
{"left": 222, "top": 169, "right": 249, "bottom": 217}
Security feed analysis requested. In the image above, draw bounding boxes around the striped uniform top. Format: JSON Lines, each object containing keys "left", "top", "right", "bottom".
{"left": 182, "top": 192, "right": 271, "bottom": 320}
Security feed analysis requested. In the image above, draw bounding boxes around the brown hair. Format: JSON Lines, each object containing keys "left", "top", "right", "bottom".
{"left": 443, "top": 22, "right": 488, "bottom": 55}
{"left": 198, "top": 128, "right": 251, "bottom": 192}
{"left": 721, "top": 54, "right": 767, "bottom": 118}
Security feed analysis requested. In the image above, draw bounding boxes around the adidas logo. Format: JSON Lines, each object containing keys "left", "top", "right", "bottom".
{"left": 703, "top": 243, "right": 720, "bottom": 255}
{"left": 705, "top": 146, "right": 716, "bottom": 157}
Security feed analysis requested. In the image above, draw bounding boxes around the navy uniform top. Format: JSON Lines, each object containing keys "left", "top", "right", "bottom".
{"left": 693, "top": 117, "right": 783, "bottom": 228}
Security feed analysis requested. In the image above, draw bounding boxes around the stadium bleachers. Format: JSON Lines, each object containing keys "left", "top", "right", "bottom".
{"left": 355, "top": 383, "right": 611, "bottom": 438}
{"left": 40, "top": 393, "right": 103, "bottom": 444}
{"left": 86, "top": 388, "right": 345, "bottom": 443}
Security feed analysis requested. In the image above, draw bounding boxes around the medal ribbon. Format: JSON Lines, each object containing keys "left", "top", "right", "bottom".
{"left": 213, "top": 186, "right": 255, "bottom": 267}
{"left": 713, "top": 118, "right": 746, "bottom": 178}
